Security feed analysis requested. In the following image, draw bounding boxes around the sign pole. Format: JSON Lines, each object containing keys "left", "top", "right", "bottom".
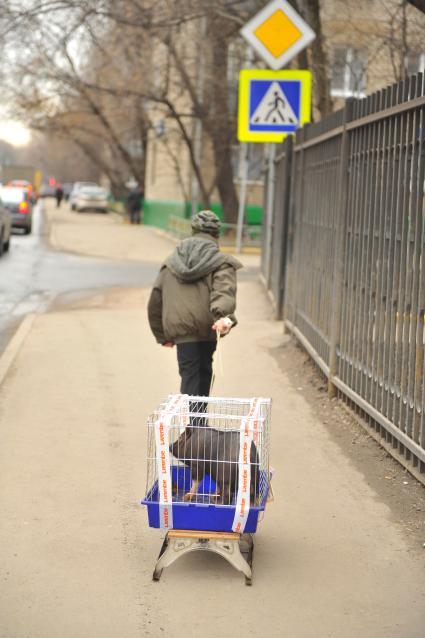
{"left": 237, "top": 0, "right": 315, "bottom": 278}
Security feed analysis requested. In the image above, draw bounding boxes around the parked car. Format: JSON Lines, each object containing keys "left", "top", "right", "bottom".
{"left": 0, "top": 196, "right": 12, "bottom": 256}
{"left": 6, "top": 179, "right": 35, "bottom": 202}
{"left": 0, "top": 187, "right": 33, "bottom": 234}
{"left": 74, "top": 185, "right": 109, "bottom": 213}
{"left": 5, "top": 179, "right": 34, "bottom": 198}
{"left": 69, "top": 182, "right": 99, "bottom": 210}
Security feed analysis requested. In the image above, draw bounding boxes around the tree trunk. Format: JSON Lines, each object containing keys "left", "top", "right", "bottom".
{"left": 407, "top": 0, "right": 425, "bottom": 14}
{"left": 303, "top": 0, "right": 333, "bottom": 117}
{"left": 206, "top": 19, "right": 239, "bottom": 224}
{"left": 210, "top": 129, "right": 239, "bottom": 224}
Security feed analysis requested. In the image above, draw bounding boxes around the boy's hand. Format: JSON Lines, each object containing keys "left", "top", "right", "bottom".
{"left": 163, "top": 341, "right": 175, "bottom": 348}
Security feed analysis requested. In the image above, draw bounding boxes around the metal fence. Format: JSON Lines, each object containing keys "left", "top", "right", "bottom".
{"left": 262, "top": 74, "right": 425, "bottom": 479}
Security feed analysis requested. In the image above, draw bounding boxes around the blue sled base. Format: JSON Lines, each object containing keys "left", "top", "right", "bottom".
{"left": 142, "top": 466, "right": 268, "bottom": 533}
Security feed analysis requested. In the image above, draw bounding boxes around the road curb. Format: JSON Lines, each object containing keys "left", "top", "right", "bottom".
{"left": 45, "top": 202, "right": 131, "bottom": 254}
{"left": 42, "top": 203, "right": 60, "bottom": 251}
{"left": 0, "top": 314, "right": 37, "bottom": 387}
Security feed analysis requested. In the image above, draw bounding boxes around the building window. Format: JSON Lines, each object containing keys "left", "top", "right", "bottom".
{"left": 331, "top": 46, "right": 367, "bottom": 98}
{"left": 405, "top": 52, "right": 425, "bottom": 76}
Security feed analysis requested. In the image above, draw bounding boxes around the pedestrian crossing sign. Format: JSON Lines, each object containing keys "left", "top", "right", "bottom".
{"left": 238, "top": 69, "right": 312, "bottom": 143}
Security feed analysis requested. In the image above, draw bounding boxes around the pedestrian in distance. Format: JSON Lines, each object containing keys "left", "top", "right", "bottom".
{"left": 55, "top": 184, "right": 64, "bottom": 208}
{"left": 126, "top": 184, "right": 144, "bottom": 224}
{"left": 148, "top": 210, "right": 242, "bottom": 397}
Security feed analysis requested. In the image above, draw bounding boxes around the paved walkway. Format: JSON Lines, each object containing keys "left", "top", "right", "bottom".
{"left": 0, "top": 201, "right": 424, "bottom": 638}
{"left": 43, "top": 200, "right": 260, "bottom": 267}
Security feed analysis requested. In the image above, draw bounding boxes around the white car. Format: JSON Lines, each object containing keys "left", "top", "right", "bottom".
{"left": 69, "top": 182, "right": 99, "bottom": 210}
{"left": 74, "top": 185, "right": 109, "bottom": 213}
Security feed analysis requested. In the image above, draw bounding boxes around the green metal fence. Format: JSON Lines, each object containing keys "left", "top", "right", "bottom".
{"left": 167, "top": 214, "right": 262, "bottom": 248}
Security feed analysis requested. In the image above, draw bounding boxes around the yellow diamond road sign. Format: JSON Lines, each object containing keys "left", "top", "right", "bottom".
{"left": 240, "top": 0, "right": 316, "bottom": 70}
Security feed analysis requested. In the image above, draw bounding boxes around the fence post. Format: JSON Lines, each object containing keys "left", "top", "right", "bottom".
{"left": 281, "top": 134, "right": 296, "bottom": 332}
{"left": 291, "top": 126, "right": 307, "bottom": 329}
{"left": 264, "top": 143, "right": 277, "bottom": 287}
{"left": 328, "top": 100, "right": 353, "bottom": 397}
{"left": 277, "top": 135, "right": 293, "bottom": 318}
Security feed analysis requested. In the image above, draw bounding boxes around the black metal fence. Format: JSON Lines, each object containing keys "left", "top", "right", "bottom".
{"left": 262, "top": 74, "right": 425, "bottom": 479}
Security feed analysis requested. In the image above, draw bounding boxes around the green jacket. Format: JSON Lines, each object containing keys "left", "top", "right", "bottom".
{"left": 147, "top": 232, "right": 242, "bottom": 344}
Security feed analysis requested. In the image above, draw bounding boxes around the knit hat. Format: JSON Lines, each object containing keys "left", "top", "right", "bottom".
{"left": 191, "top": 210, "right": 221, "bottom": 237}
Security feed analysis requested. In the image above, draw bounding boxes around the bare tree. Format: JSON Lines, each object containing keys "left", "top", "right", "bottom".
{"left": 0, "top": 2, "right": 149, "bottom": 195}
{"left": 5, "top": 0, "right": 420, "bottom": 221}
{"left": 14, "top": 131, "right": 101, "bottom": 184}
{"left": 0, "top": 0, "right": 266, "bottom": 221}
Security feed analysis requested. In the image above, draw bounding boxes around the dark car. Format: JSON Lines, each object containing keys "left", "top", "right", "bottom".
{"left": 0, "top": 196, "right": 12, "bottom": 256}
{"left": 0, "top": 186, "right": 33, "bottom": 234}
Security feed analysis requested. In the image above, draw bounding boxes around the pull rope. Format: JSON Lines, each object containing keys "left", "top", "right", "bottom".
{"left": 209, "top": 331, "right": 223, "bottom": 394}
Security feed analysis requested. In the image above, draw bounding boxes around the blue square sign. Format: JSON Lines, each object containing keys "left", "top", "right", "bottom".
{"left": 249, "top": 80, "right": 301, "bottom": 133}
{"left": 238, "top": 69, "right": 312, "bottom": 143}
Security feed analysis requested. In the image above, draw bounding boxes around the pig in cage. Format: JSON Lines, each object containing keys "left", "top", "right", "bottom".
{"left": 142, "top": 394, "right": 272, "bottom": 534}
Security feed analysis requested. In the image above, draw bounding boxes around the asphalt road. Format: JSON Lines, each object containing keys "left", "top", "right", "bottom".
{"left": 0, "top": 201, "right": 158, "bottom": 353}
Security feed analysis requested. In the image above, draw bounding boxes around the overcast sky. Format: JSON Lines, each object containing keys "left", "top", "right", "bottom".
{"left": 0, "top": 118, "right": 31, "bottom": 146}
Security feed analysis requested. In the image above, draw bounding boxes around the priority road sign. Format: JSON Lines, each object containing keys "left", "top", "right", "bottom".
{"left": 238, "top": 69, "right": 312, "bottom": 143}
{"left": 240, "top": 0, "right": 315, "bottom": 71}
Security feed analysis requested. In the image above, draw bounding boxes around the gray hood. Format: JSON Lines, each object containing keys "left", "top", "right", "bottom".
{"left": 165, "top": 234, "right": 241, "bottom": 283}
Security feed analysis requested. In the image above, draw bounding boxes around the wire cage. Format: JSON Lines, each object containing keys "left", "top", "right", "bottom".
{"left": 142, "top": 394, "right": 272, "bottom": 533}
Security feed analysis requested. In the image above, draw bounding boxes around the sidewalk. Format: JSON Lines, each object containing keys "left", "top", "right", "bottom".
{"left": 43, "top": 200, "right": 260, "bottom": 267}
{"left": 0, "top": 202, "right": 424, "bottom": 638}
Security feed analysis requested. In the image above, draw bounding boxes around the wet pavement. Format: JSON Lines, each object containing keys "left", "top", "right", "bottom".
{"left": 0, "top": 203, "right": 158, "bottom": 353}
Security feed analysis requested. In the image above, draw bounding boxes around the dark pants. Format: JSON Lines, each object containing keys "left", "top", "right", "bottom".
{"left": 176, "top": 341, "right": 217, "bottom": 396}
{"left": 177, "top": 341, "right": 217, "bottom": 427}
{"left": 129, "top": 209, "right": 141, "bottom": 224}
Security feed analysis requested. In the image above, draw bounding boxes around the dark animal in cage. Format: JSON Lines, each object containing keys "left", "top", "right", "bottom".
{"left": 169, "top": 425, "right": 260, "bottom": 505}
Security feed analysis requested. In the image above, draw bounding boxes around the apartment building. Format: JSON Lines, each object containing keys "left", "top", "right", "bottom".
{"left": 144, "top": 1, "right": 425, "bottom": 225}
{"left": 324, "top": 0, "right": 425, "bottom": 102}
